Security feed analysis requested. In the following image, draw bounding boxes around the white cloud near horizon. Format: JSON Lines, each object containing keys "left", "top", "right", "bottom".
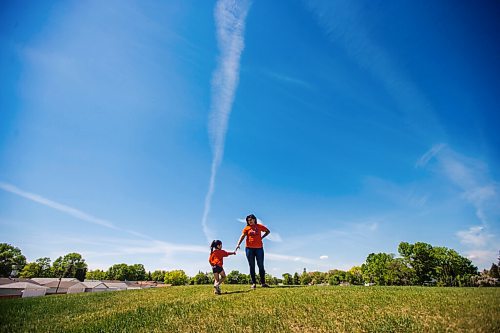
{"left": 417, "top": 144, "right": 499, "bottom": 226}
{"left": 0, "top": 182, "right": 209, "bottom": 255}
{"left": 319, "top": 255, "right": 328, "bottom": 260}
{"left": 456, "top": 226, "right": 494, "bottom": 248}
{"left": 417, "top": 145, "right": 500, "bottom": 266}
{"left": 201, "top": 0, "right": 251, "bottom": 242}
{"left": 0, "top": 181, "right": 326, "bottom": 274}
{"left": 0, "top": 182, "right": 118, "bottom": 230}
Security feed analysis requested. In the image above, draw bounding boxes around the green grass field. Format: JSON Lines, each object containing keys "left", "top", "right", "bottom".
{"left": 1, "top": 285, "right": 499, "bottom": 332}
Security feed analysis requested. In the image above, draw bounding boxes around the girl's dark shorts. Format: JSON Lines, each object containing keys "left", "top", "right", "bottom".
{"left": 212, "top": 265, "right": 223, "bottom": 274}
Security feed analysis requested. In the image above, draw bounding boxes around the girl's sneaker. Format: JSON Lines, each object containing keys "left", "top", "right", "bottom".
{"left": 213, "top": 285, "right": 221, "bottom": 295}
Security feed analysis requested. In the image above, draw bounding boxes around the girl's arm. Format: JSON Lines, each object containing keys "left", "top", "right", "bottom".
{"left": 235, "top": 233, "right": 246, "bottom": 251}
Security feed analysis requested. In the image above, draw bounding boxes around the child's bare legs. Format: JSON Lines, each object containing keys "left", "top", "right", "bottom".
{"left": 218, "top": 270, "right": 226, "bottom": 286}
{"left": 213, "top": 272, "right": 220, "bottom": 286}
{"left": 213, "top": 272, "right": 221, "bottom": 294}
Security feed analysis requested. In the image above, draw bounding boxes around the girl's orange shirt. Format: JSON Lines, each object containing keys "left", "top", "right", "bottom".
{"left": 209, "top": 249, "right": 230, "bottom": 267}
{"left": 242, "top": 224, "right": 269, "bottom": 248}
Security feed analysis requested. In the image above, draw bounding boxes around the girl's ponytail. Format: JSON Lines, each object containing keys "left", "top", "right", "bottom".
{"left": 210, "top": 240, "right": 221, "bottom": 253}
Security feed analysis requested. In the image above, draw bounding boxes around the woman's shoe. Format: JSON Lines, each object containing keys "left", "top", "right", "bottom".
{"left": 261, "top": 283, "right": 270, "bottom": 288}
{"left": 251, "top": 284, "right": 256, "bottom": 289}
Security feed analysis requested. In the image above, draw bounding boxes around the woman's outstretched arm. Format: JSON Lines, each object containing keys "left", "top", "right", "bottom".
{"left": 235, "top": 234, "right": 245, "bottom": 252}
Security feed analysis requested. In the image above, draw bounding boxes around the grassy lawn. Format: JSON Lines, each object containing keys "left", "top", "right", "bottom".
{"left": 0, "top": 285, "right": 499, "bottom": 332}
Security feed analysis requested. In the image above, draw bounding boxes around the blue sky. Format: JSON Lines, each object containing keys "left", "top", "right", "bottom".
{"left": 1, "top": 0, "right": 499, "bottom": 276}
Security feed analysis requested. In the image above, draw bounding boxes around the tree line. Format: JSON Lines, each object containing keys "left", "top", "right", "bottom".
{"left": 1, "top": 242, "right": 498, "bottom": 286}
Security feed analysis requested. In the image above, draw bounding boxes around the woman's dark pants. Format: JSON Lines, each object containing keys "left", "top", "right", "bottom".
{"left": 245, "top": 247, "right": 265, "bottom": 284}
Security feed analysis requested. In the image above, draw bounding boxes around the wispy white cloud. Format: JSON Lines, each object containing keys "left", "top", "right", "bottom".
{"left": 417, "top": 145, "right": 499, "bottom": 225}
{"left": 464, "top": 249, "right": 498, "bottom": 266}
{"left": 266, "top": 252, "right": 330, "bottom": 268}
{"left": 305, "top": 0, "right": 443, "bottom": 139}
{"left": 0, "top": 182, "right": 118, "bottom": 230}
{"left": 265, "top": 71, "right": 314, "bottom": 90}
{"left": 0, "top": 182, "right": 209, "bottom": 257}
{"left": 417, "top": 145, "right": 500, "bottom": 267}
{"left": 416, "top": 143, "right": 446, "bottom": 168}
{"left": 319, "top": 255, "right": 328, "bottom": 260}
{"left": 201, "top": 0, "right": 251, "bottom": 242}
{"left": 456, "top": 226, "right": 494, "bottom": 248}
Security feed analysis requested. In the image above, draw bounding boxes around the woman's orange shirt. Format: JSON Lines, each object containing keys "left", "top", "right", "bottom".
{"left": 209, "top": 249, "right": 230, "bottom": 267}
{"left": 242, "top": 224, "right": 269, "bottom": 248}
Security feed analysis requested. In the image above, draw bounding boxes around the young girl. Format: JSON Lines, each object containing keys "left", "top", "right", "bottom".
{"left": 209, "top": 240, "right": 236, "bottom": 294}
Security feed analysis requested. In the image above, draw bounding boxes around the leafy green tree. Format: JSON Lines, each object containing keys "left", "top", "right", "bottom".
{"left": 86, "top": 269, "right": 107, "bottom": 280}
{"left": 488, "top": 263, "right": 499, "bottom": 279}
{"left": 164, "top": 270, "right": 189, "bottom": 286}
{"left": 433, "top": 246, "right": 477, "bottom": 286}
{"left": 206, "top": 272, "right": 215, "bottom": 284}
{"left": 0, "top": 243, "right": 27, "bottom": 277}
{"left": 398, "top": 242, "right": 434, "bottom": 284}
{"left": 128, "top": 264, "right": 146, "bottom": 281}
{"left": 398, "top": 242, "right": 477, "bottom": 286}
{"left": 36, "top": 257, "right": 53, "bottom": 277}
{"left": 192, "top": 271, "right": 210, "bottom": 285}
{"left": 20, "top": 262, "right": 41, "bottom": 278}
{"left": 347, "top": 266, "right": 363, "bottom": 285}
{"left": 225, "top": 270, "right": 250, "bottom": 284}
{"left": 310, "top": 271, "right": 326, "bottom": 284}
{"left": 52, "top": 253, "right": 87, "bottom": 279}
{"left": 327, "top": 269, "right": 347, "bottom": 285}
{"left": 386, "top": 258, "right": 415, "bottom": 285}
{"left": 265, "top": 273, "right": 279, "bottom": 285}
{"left": 107, "top": 263, "right": 130, "bottom": 281}
{"left": 282, "top": 273, "right": 293, "bottom": 285}
{"left": 20, "top": 257, "right": 53, "bottom": 278}
{"left": 226, "top": 270, "right": 242, "bottom": 284}
{"left": 75, "top": 268, "right": 86, "bottom": 282}
{"left": 300, "top": 268, "right": 312, "bottom": 285}
{"left": 151, "top": 270, "right": 166, "bottom": 282}
{"left": 293, "top": 272, "right": 300, "bottom": 285}
{"left": 361, "top": 253, "right": 396, "bottom": 285}
{"left": 237, "top": 273, "right": 250, "bottom": 284}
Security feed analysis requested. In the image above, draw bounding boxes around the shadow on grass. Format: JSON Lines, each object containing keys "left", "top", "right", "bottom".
{"left": 221, "top": 290, "right": 253, "bottom": 295}
{"left": 221, "top": 285, "right": 304, "bottom": 294}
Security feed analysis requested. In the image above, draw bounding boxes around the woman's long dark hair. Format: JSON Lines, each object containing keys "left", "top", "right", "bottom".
{"left": 246, "top": 214, "right": 257, "bottom": 226}
{"left": 210, "top": 240, "right": 222, "bottom": 253}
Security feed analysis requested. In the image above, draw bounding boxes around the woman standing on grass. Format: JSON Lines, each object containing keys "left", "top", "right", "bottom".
{"left": 235, "top": 214, "right": 270, "bottom": 288}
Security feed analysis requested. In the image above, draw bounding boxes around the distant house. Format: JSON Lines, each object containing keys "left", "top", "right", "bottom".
{"left": 103, "top": 282, "right": 129, "bottom": 291}
{"left": 136, "top": 281, "right": 161, "bottom": 288}
{"left": 30, "top": 278, "right": 79, "bottom": 285}
{"left": 0, "top": 278, "right": 36, "bottom": 286}
{"left": 124, "top": 282, "right": 143, "bottom": 290}
{"left": 43, "top": 281, "right": 86, "bottom": 294}
{"left": 0, "top": 282, "right": 49, "bottom": 298}
{"left": 81, "top": 281, "right": 109, "bottom": 292}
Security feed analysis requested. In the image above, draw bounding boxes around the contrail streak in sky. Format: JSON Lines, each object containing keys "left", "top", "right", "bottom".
{"left": 201, "top": 0, "right": 250, "bottom": 242}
